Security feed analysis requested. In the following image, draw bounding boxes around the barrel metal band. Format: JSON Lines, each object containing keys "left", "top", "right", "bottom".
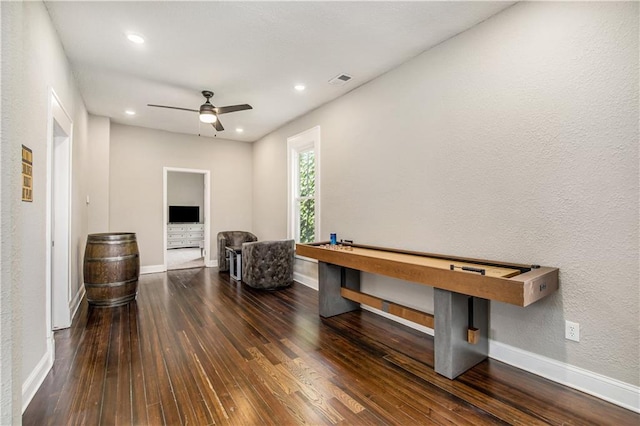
{"left": 87, "top": 240, "right": 137, "bottom": 245}
{"left": 87, "top": 233, "right": 136, "bottom": 240}
{"left": 84, "top": 277, "right": 138, "bottom": 288}
{"left": 85, "top": 254, "right": 139, "bottom": 263}
{"left": 87, "top": 293, "right": 136, "bottom": 307}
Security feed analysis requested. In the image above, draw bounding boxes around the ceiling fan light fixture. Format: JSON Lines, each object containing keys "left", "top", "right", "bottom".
{"left": 148, "top": 90, "right": 250, "bottom": 133}
{"left": 199, "top": 101, "right": 217, "bottom": 123}
{"left": 199, "top": 110, "right": 217, "bottom": 123}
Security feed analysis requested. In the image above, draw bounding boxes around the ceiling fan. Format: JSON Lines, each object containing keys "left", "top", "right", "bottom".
{"left": 148, "top": 90, "right": 252, "bottom": 132}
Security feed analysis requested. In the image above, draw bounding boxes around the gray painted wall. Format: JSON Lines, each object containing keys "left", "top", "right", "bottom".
{"left": 252, "top": 2, "right": 639, "bottom": 386}
{"left": 168, "top": 171, "right": 204, "bottom": 223}
{"left": 87, "top": 115, "right": 110, "bottom": 234}
{"left": 109, "top": 124, "right": 253, "bottom": 267}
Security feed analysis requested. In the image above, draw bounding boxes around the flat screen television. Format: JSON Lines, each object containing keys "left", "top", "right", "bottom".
{"left": 169, "top": 206, "right": 199, "bottom": 223}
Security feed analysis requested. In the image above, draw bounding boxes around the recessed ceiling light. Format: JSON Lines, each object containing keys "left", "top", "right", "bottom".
{"left": 126, "top": 33, "right": 145, "bottom": 44}
{"left": 125, "top": 110, "right": 136, "bottom": 116}
{"left": 235, "top": 128, "right": 244, "bottom": 133}
{"left": 294, "top": 84, "right": 306, "bottom": 92}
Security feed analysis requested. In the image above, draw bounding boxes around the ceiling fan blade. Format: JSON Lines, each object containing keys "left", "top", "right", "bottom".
{"left": 212, "top": 119, "right": 224, "bottom": 132}
{"left": 147, "top": 104, "right": 198, "bottom": 113}
{"left": 214, "top": 104, "right": 253, "bottom": 115}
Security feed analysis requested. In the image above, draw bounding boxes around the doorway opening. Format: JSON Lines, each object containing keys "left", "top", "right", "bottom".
{"left": 47, "top": 90, "right": 73, "bottom": 331}
{"left": 163, "top": 168, "right": 210, "bottom": 270}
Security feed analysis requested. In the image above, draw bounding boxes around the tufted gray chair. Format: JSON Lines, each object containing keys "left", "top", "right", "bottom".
{"left": 241, "top": 240, "right": 295, "bottom": 289}
{"left": 217, "top": 231, "right": 258, "bottom": 272}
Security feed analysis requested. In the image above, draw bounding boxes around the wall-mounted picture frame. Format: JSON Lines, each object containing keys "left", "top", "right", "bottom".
{"left": 22, "top": 145, "right": 33, "bottom": 202}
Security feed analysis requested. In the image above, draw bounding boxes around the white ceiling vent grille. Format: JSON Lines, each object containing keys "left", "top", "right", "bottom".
{"left": 328, "top": 73, "right": 353, "bottom": 86}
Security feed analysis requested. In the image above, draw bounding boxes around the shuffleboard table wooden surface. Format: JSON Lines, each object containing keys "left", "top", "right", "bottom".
{"left": 296, "top": 242, "right": 559, "bottom": 379}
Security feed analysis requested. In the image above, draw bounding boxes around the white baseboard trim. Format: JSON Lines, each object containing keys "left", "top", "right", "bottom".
{"left": 142, "top": 261, "right": 217, "bottom": 273}
{"left": 22, "top": 335, "right": 54, "bottom": 414}
{"left": 490, "top": 340, "right": 640, "bottom": 413}
{"left": 294, "top": 272, "right": 318, "bottom": 290}
{"left": 69, "top": 285, "right": 85, "bottom": 319}
{"left": 293, "top": 271, "right": 640, "bottom": 413}
{"left": 140, "top": 264, "right": 166, "bottom": 275}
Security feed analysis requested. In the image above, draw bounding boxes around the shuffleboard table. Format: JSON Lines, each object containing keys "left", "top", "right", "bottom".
{"left": 296, "top": 242, "right": 559, "bottom": 379}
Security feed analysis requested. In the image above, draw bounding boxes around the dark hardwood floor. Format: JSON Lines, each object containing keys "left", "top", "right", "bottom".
{"left": 23, "top": 268, "right": 638, "bottom": 425}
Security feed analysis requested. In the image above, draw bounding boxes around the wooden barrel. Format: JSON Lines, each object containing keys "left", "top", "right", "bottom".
{"left": 83, "top": 233, "right": 139, "bottom": 307}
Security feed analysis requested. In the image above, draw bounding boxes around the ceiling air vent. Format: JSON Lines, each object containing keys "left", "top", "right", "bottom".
{"left": 328, "top": 73, "right": 353, "bottom": 86}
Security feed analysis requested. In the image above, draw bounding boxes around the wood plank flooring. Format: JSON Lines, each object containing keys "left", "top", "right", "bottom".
{"left": 23, "top": 268, "right": 639, "bottom": 425}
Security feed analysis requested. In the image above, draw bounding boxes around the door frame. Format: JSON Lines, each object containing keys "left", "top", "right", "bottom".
{"left": 45, "top": 88, "right": 73, "bottom": 333}
{"left": 163, "top": 167, "right": 211, "bottom": 270}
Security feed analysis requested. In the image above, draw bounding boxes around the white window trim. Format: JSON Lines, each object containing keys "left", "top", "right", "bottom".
{"left": 287, "top": 126, "right": 321, "bottom": 251}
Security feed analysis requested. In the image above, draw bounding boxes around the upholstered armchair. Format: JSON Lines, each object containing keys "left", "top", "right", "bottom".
{"left": 242, "top": 240, "right": 295, "bottom": 289}
{"left": 217, "top": 231, "right": 257, "bottom": 272}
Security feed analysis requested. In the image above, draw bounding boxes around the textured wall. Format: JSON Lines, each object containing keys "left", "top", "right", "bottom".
{"left": 1, "top": 0, "right": 91, "bottom": 418}
{"left": 1, "top": 2, "right": 25, "bottom": 422}
{"left": 110, "top": 124, "right": 253, "bottom": 266}
{"left": 19, "top": 0, "right": 90, "bottom": 390}
{"left": 253, "top": 2, "right": 639, "bottom": 385}
{"left": 252, "top": 131, "right": 288, "bottom": 240}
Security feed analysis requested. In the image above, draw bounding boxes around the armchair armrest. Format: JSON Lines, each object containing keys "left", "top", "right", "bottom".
{"left": 217, "top": 231, "right": 258, "bottom": 272}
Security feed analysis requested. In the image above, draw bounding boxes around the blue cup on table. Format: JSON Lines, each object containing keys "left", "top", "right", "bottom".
{"left": 330, "top": 233, "right": 337, "bottom": 245}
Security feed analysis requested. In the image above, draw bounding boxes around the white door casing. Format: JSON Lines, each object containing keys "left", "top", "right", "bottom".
{"left": 163, "top": 167, "right": 211, "bottom": 270}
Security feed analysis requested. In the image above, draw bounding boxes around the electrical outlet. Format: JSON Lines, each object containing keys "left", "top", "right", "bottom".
{"left": 565, "top": 320, "right": 580, "bottom": 342}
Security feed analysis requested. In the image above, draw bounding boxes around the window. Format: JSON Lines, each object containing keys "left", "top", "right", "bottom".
{"left": 288, "top": 126, "right": 320, "bottom": 244}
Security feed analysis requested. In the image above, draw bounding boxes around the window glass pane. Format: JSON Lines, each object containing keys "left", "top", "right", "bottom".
{"left": 288, "top": 127, "right": 319, "bottom": 244}
{"left": 297, "top": 198, "right": 315, "bottom": 243}
{"left": 298, "top": 150, "right": 315, "bottom": 197}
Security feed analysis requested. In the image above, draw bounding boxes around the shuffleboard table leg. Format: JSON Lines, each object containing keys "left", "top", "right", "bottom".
{"left": 318, "top": 261, "right": 361, "bottom": 317}
{"left": 434, "top": 289, "right": 489, "bottom": 379}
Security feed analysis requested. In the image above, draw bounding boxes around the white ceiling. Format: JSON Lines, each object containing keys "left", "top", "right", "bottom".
{"left": 45, "top": 1, "right": 514, "bottom": 143}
